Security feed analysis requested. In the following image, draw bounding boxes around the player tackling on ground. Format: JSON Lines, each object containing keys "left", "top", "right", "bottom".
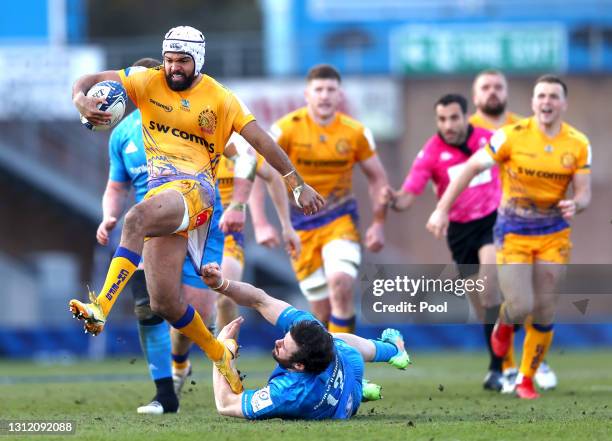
{"left": 427, "top": 75, "right": 591, "bottom": 399}
{"left": 201, "top": 262, "right": 410, "bottom": 420}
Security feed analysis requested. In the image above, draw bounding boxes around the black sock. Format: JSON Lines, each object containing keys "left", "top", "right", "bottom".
{"left": 484, "top": 305, "right": 503, "bottom": 372}
{"left": 154, "top": 377, "right": 179, "bottom": 412}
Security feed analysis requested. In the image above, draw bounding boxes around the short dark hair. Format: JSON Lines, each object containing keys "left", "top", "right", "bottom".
{"left": 535, "top": 74, "right": 568, "bottom": 97}
{"left": 435, "top": 94, "right": 468, "bottom": 114}
{"left": 133, "top": 57, "right": 161, "bottom": 69}
{"left": 306, "top": 64, "right": 341, "bottom": 83}
{"left": 289, "top": 320, "right": 335, "bottom": 374}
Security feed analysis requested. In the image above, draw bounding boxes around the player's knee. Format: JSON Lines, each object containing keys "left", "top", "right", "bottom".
{"left": 328, "top": 272, "right": 354, "bottom": 299}
{"left": 124, "top": 205, "right": 146, "bottom": 234}
{"left": 505, "top": 300, "right": 531, "bottom": 322}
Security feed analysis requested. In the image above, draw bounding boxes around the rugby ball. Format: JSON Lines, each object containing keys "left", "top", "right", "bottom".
{"left": 80, "top": 81, "right": 127, "bottom": 131}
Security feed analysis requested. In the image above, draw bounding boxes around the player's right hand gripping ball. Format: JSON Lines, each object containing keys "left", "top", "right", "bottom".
{"left": 80, "top": 81, "right": 127, "bottom": 131}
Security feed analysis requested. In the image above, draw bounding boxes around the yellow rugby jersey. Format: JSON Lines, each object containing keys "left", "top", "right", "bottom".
{"left": 486, "top": 117, "right": 591, "bottom": 235}
{"left": 217, "top": 151, "right": 265, "bottom": 207}
{"left": 271, "top": 107, "right": 375, "bottom": 230}
{"left": 469, "top": 111, "right": 522, "bottom": 131}
{"left": 117, "top": 66, "right": 255, "bottom": 189}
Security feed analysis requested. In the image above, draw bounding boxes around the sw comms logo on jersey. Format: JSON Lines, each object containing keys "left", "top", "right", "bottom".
{"left": 198, "top": 108, "right": 217, "bottom": 135}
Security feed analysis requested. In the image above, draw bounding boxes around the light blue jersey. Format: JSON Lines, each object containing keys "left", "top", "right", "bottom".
{"left": 242, "top": 307, "right": 364, "bottom": 420}
{"left": 108, "top": 110, "right": 224, "bottom": 288}
{"left": 109, "top": 110, "right": 149, "bottom": 203}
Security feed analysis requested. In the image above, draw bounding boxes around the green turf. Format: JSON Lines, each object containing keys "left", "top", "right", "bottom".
{"left": 1, "top": 351, "right": 610, "bottom": 441}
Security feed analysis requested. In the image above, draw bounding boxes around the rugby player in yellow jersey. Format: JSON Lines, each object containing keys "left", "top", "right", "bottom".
{"left": 427, "top": 75, "right": 592, "bottom": 399}
{"left": 470, "top": 69, "right": 558, "bottom": 392}
{"left": 271, "top": 64, "right": 389, "bottom": 333}
{"left": 70, "top": 26, "right": 324, "bottom": 394}
{"left": 215, "top": 132, "right": 301, "bottom": 330}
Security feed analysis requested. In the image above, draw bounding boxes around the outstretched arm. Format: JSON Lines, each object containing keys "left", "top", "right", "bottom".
{"left": 213, "top": 317, "right": 245, "bottom": 417}
{"left": 202, "top": 262, "right": 290, "bottom": 325}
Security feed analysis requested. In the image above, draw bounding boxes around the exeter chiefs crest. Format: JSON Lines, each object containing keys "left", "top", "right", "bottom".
{"left": 198, "top": 108, "right": 217, "bottom": 135}
{"left": 561, "top": 152, "right": 576, "bottom": 169}
{"left": 335, "top": 138, "right": 350, "bottom": 155}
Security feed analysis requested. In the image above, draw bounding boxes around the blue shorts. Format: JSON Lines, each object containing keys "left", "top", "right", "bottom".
{"left": 334, "top": 339, "right": 364, "bottom": 415}
{"left": 182, "top": 186, "right": 224, "bottom": 289}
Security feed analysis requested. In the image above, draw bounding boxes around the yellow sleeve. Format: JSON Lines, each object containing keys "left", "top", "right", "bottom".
{"left": 575, "top": 141, "right": 592, "bottom": 175}
{"left": 486, "top": 127, "right": 511, "bottom": 163}
{"left": 117, "top": 66, "right": 151, "bottom": 108}
{"left": 270, "top": 118, "right": 291, "bottom": 154}
{"left": 225, "top": 92, "right": 256, "bottom": 136}
{"left": 355, "top": 126, "right": 376, "bottom": 162}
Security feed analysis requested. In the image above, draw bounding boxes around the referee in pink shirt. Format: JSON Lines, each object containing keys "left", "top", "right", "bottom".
{"left": 382, "top": 94, "right": 505, "bottom": 391}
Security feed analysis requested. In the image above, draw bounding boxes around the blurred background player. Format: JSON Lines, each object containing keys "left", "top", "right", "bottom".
{"left": 427, "top": 75, "right": 592, "bottom": 399}
{"left": 470, "top": 69, "right": 558, "bottom": 391}
{"left": 381, "top": 93, "right": 504, "bottom": 391}
{"left": 201, "top": 262, "right": 410, "bottom": 420}
{"left": 96, "top": 57, "right": 257, "bottom": 413}
{"left": 270, "top": 64, "right": 389, "bottom": 333}
{"left": 470, "top": 70, "right": 522, "bottom": 131}
{"left": 214, "top": 132, "right": 301, "bottom": 331}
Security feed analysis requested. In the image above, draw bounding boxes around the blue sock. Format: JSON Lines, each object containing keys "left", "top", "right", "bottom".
{"left": 370, "top": 339, "right": 399, "bottom": 362}
{"left": 137, "top": 319, "right": 172, "bottom": 381}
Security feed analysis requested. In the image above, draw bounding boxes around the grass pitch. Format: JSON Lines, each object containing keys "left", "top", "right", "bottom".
{"left": 1, "top": 350, "right": 610, "bottom": 441}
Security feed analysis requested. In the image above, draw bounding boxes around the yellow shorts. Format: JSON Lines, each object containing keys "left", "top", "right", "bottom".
{"left": 223, "top": 232, "right": 245, "bottom": 266}
{"left": 292, "top": 214, "right": 360, "bottom": 281}
{"left": 496, "top": 228, "right": 572, "bottom": 264}
{"left": 144, "top": 179, "right": 214, "bottom": 238}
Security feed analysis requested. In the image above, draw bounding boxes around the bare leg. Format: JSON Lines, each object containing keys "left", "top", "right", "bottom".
{"left": 328, "top": 272, "right": 355, "bottom": 319}
{"left": 309, "top": 298, "right": 331, "bottom": 323}
{"left": 332, "top": 333, "right": 375, "bottom": 361}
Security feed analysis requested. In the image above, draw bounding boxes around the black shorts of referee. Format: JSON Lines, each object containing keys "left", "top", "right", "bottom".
{"left": 446, "top": 210, "right": 497, "bottom": 278}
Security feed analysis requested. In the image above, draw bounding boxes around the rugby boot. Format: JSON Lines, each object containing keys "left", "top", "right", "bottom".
{"left": 214, "top": 339, "right": 243, "bottom": 393}
{"left": 69, "top": 290, "right": 106, "bottom": 336}
{"left": 491, "top": 321, "right": 513, "bottom": 358}
{"left": 381, "top": 328, "right": 412, "bottom": 369}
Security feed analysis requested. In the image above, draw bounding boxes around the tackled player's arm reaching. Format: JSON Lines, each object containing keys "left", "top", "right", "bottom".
{"left": 212, "top": 316, "right": 246, "bottom": 418}
{"left": 72, "top": 71, "right": 122, "bottom": 125}
{"left": 240, "top": 121, "right": 325, "bottom": 215}
{"left": 201, "top": 263, "right": 291, "bottom": 327}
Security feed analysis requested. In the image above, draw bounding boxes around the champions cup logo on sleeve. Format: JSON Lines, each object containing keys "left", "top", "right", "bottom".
{"left": 251, "top": 386, "right": 273, "bottom": 412}
{"left": 198, "top": 109, "right": 217, "bottom": 135}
